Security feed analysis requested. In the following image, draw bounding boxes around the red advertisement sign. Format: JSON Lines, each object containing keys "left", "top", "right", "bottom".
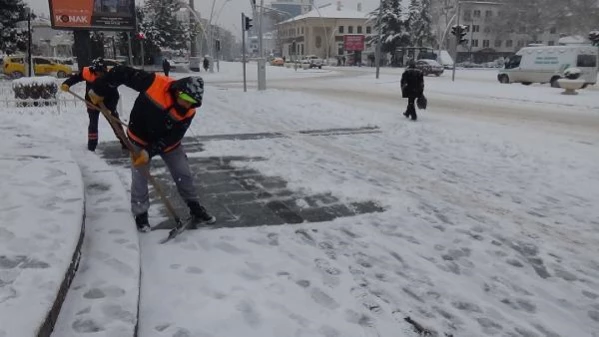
{"left": 344, "top": 35, "right": 365, "bottom": 52}
{"left": 48, "top": 0, "right": 136, "bottom": 30}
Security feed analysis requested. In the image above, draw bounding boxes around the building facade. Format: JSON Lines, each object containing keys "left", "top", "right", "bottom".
{"left": 277, "top": 3, "right": 373, "bottom": 63}
{"left": 448, "top": 2, "right": 561, "bottom": 63}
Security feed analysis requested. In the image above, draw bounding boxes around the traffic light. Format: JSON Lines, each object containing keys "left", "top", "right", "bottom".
{"left": 459, "top": 25, "right": 469, "bottom": 44}
{"left": 451, "top": 25, "right": 469, "bottom": 44}
{"left": 589, "top": 31, "right": 599, "bottom": 46}
{"left": 244, "top": 16, "right": 253, "bottom": 31}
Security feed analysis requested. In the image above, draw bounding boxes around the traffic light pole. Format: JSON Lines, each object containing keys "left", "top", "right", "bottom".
{"left": 242, "top": 13, "right": 247, "bottom": 92}
{"left": 451, "top": 1, "right": 461, "bottom": 82}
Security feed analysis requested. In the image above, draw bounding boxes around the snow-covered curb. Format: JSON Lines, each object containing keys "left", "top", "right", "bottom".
{"left": 0, "top": 121, "right": 85, "bottom": 337}
{"left": 52, "top": 150, "right": 141, "bottom": 337}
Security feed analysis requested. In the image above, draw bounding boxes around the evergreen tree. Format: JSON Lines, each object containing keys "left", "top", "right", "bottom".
{"left": 407, "top": 0, "right": 436, "bottom": 47}
{"left": 369, "top": 0, "right": 410, "bottom": 55}
{"left": 141, "top": 0, "right": 190, "bottom": 52}
{"left": 0, "top": 0, "right": 29, "bottom": 54}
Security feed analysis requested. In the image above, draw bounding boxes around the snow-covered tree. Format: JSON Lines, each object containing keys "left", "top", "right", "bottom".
{"left": 140, "top": 0, "right": 190, "bottom": 52}
{"left": 369, "top": 0, "right": 410, "bottom": 54}
{"left": 407, "top": 0, "right": 436, "bottom": 47}
{"left": 0, "top": 0, "right": 29, "bottom": 54}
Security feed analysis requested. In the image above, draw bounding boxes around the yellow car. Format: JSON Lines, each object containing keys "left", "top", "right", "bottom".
{"left": 3, "top": 56, "right": 73, "bottom": 78}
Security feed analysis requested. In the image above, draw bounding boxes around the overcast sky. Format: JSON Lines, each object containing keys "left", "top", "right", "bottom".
{"left": 25, "top": 0, "right": 381, "bottom": 40}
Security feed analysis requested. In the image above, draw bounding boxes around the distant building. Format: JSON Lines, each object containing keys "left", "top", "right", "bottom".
{"left": 448, "top": 1, "right": 561, "bottom": 63}
{"left": 271, "top": 0, "right": 313, "bottom": 18}
{"left": 277, "top": 2, "right": 372, "bottom": 63}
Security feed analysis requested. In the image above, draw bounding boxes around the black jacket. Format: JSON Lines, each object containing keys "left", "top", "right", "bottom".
{"left": 92, "top": 66, "right": 196, "bottom": 156}
{"left": 162, "top": 59, "right": 170, "bottom": 72}
{"left": 401, "top": 68, "right": 425, "bottom": 98}
{"left": 63, "top": 67, "right": 120, "bottom": 111}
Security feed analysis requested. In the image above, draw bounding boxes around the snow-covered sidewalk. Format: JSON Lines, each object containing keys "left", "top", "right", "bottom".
{"left": 0, "top": 119, "right": 84, "bottom": 337}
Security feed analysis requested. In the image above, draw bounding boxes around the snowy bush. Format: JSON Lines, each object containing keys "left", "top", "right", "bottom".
{"left": 564, "top": 67, "right": 582, "bottom": 80}
{"left": 12, "top": 76, "right": 57, "bottom": 106}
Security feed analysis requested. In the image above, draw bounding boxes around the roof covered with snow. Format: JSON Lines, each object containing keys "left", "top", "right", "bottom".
{"left": 279, "top": 4, "right": 369, "bottom": 24}
{"left": 558, "top": 35, "right": 587, "bottom": 45}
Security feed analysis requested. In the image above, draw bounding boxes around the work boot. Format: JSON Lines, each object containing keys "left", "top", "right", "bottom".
{"left": 187, "top": 201, "right": 216, "bottom": 229}
{"left": 88, "top": 140, "right": 98, "bottom": 152}
{"left": 134, "top": 212, "right": 151, "bottom": 233}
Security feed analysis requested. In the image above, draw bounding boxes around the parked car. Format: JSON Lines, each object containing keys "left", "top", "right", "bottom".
{"left": 270, "top": 57, "right": 284, "bottom": 66}
{"left": 302, "top": 55, "right": 324, "bottom": 69}
{"left": 3, "top": 56, "right": 73, "bottom": 78}
{"left": 416, "top": 59, "right": 444, "bottom": 76}
{"left": 498, "top": 45, "right": 597, "bottom": 87}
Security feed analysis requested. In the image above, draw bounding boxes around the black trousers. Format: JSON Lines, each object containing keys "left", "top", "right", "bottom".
{"left": 404, "top": 97, "right": 417, "bottom": 120}
{"left": 87, "top": 106, "right": 124, "bottom": 151}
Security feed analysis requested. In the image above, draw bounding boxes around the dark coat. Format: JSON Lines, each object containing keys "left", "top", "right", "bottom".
{"left": 401, "top": 68, "right": 425, "bottom": 98}
{"left": 92, "top": 66, "right": 196, "bottom": 156}
{"left": 162, "top": 59, "right": 171, "bottom": 72}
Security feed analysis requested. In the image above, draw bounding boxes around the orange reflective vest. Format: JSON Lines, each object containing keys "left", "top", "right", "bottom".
{"left": 127, "top": 74, "right": 196, "bottom": 152}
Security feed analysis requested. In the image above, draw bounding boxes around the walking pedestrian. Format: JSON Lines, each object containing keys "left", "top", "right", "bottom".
{"left": 400, "top": 60, "right": 425, "bottom": 121}
{"left": 162, "top": 58, "right": 171, "bottom": 77}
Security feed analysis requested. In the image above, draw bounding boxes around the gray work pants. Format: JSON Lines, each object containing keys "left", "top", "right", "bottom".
{"left": 131, "top": 144, "right": 199, "bottom": 216}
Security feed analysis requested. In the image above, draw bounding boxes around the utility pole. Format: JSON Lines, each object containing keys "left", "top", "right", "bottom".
{"left": 451, "top": 1, "right": 461, "bottom": 82}
{"left": 257, "top": 0, "right": 266, "bottom": 90}
{"left": 127, "top": 32, "right": 133, "bottom": 66}
{"left": 26, "top": 8, "right": 32, "bottom": 77}
{"left": 242, "top": 13, "right": 248, "bottom": 92}
{"left": 375, "top": 0, "right": 383, "bottom": 79}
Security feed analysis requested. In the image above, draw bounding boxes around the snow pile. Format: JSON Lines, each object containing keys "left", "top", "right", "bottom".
{"left": 0, "top": 117, "right": 84, "bottom": 337}
{"left": 12, "top": 76, "right": 58, "bottom": 86}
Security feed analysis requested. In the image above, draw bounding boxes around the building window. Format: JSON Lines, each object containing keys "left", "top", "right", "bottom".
{"left": 366, "top": 26, "right": 371, "bottom": 34}
{"left": 348, "top": 26, "right": 353, "bottom": 33}
{"left": 472, "top": 39, "right": 479, "bottom": 47}
{"left": 472, "top": 25, "right": 480, "bottom": 32}
{"left": 473, "top": 10, "right": 481, "bottom": 17}
{"left": 517, "top": 40, "right": 524, "bottom": 47}
{"left": 548, "top": 40, "right": 555, "bottom": 46}
{"left": 506, "top": 40, "right": 513, "bottom": 47}
{"left": 338, "top": 26, "right": 344, "bottom": 34}
{"left": 495, "top": 40, "right": 502, "bottom": 47}
{"left": 483, "top": 40, "right": 489, "bottom": 48}
{"left": 485, "top": 10, "right": 492, "bottom": 17}
{"left": 484, "top": 26, "right": 491, "bottom": 33}
{"left": 550, "top": 27, "right": 557, "bottom": 34}
{"left": 301, "top": 44, "right": 304, "bottom": 55}
{"left": 315, "top": 36, "right": 322, "bottom": 48}
{"left": 357, "top": 26, "right": 362, "bottom": 34}
{"left": 301, "top": 27, "right": 304, "bottom": 34}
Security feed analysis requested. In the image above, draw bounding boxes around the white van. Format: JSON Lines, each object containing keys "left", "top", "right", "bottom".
{"left": 498, "top": 45, "right": 597, "bottom": 87}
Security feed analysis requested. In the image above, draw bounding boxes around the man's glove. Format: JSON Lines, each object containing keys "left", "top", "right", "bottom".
{"left": 87, "top": 89, "right": 104, "bottom": 105}
{"left": 60, "top": 84, "right": 69, "bottom": 92}
{"left": 131, "top": 150, "right": 149, "bottom": 167}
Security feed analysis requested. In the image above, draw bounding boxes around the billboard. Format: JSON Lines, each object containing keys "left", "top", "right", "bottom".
{"left": 49, "top": 0, "right": 136, "bottom": 30}
{"left": 344, "top": 35, "right": 365, "bottom": 52}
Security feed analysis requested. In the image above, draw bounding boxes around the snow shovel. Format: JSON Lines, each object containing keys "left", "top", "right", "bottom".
{"left": 67, "top": 90, "right": 188, "bottom": 242}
